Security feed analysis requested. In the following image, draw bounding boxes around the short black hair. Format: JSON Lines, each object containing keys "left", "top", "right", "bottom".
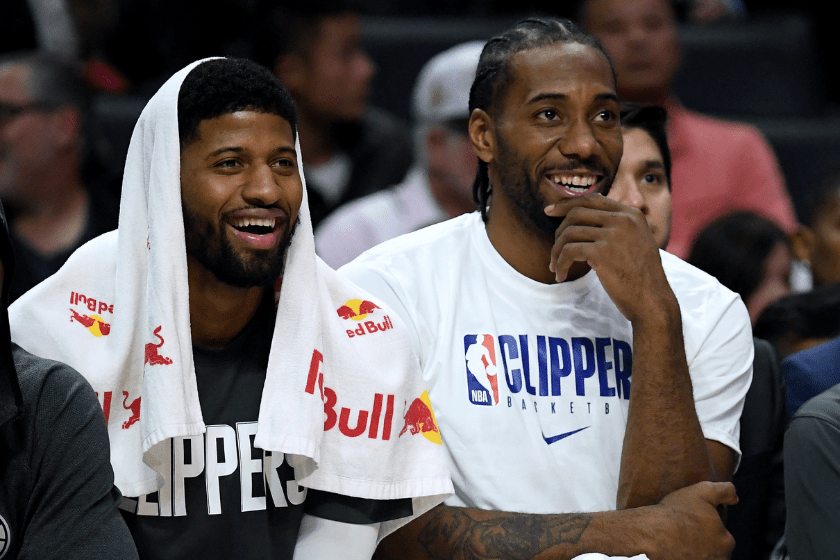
{"left": 687, "top": 211, "right": 790, "bottom": 304}
{"left": 469, "top": 17, "right": 616, "bottom": 221}
{"left": 620, "top": 103, "right": 671, "bottom": 190}
{"left": 177, "top": 58, "right": 297, "bottom": 150}
{"left": 252, "top": 0, "right": 362, "bottom": 69}
{"left": 754, "top": 281, "right": 840, "bottom": 358}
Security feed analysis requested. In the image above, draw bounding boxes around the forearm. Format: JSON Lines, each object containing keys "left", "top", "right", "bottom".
{"left": 618, "top": 297, "right": 714, "bottom": 508}
{"left": 375, "top": 504, "right": 660, "bottom": 560}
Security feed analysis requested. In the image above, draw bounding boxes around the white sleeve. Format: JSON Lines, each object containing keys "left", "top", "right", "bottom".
{"left": 683, "top": 285, "right": 753, "bottom": 462}
{"left": 339, "top": 256, "right": 424, "bottom": 361}
{"left": 292, "top": 514, "right": 379, "bottom": 560}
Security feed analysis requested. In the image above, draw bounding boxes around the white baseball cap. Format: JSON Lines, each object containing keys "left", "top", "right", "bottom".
{"left": 411, "top": 41, "right": 485, "bottom": 124}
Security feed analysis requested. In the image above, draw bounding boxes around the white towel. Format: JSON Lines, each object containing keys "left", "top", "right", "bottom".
{"left": 8, "top": 58, "right": 451, "bottom": 537}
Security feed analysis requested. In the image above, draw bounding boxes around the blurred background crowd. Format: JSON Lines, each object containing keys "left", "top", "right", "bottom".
{"left": 3, "top": 0, "right": 840, "bottom": 558}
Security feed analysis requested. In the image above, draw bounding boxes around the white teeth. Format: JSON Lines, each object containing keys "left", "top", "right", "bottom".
{"left": 550, "top": 174, "right": 596, "bottom": 188}
{"left": 232, "top": 217, "right": 276, "bottom": 229}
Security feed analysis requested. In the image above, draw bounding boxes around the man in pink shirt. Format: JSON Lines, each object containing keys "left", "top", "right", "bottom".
{"left": 580, "top": 0, "right": 797, "bottom": 258}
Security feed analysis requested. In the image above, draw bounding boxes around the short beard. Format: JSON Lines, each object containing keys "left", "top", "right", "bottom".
{"left": 493, "top": 132, "right": 614, "bottom": 241}
{"left": 183, "top": 205, "right": 298, "bottom": 288}
{"left": 494, "top": 135, "right": 562, "bottom": 240}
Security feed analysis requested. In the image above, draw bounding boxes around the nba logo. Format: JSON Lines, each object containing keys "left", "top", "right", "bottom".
{"left": 464, "top": 334, "right": 500, "bottom": 406}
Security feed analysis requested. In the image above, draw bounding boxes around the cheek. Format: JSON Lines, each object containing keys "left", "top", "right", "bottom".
{"left": 651, "top": 190, "right": 673, "bottom": 221}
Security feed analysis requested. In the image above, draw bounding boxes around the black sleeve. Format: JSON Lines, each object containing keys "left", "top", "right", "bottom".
{"left": 17, "top": 361, "right": 138, "bottom": 560}
{"left": 304, "top": 490, "right": 413, "bottom": 525}
{"left": 784, "top": 408, "right": 840, "bottom": 560}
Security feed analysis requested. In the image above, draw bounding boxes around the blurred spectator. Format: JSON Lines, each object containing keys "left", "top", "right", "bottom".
{"left": 608, "top": 103, "right": 673, "bottom": 249}
{"left": 783, "top": 376, "right": 840, "bottom": 560}
{"left": 687, "top": 211, "right": 792, "bottom": 324}
{"left": 0, "top": 52, "right": 118, "bottom": 302}
{"left": 754, "top": 282, "right": 840, "bottom": 360}
{"left": 579, "top": 0, "right": 797, "bottom": 258}
{"left": 790, "top": 169, "right": 840, "bottom": 291}
{"left": 254, "top": 0, "right": 413, "bottom": 228}
{"left": 315, "top": 41, "right": 481, "bottom": 268}
{"left": 782, "top": 336, "right": 840, "bottom": 417}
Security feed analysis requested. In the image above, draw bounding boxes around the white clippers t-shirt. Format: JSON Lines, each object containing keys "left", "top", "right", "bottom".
{"left": 339, "top": 212, "right": 753, "bottom": 514}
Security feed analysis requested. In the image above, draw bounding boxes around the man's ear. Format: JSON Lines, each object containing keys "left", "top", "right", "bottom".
{"left": 274, "top": 54, "right": 306, "bottom": 91}
{"left": 469, "top": 108, "right": 495, "bottom": 165}
{"left": 791, "top": 225, "right": 815, "bottom": 262}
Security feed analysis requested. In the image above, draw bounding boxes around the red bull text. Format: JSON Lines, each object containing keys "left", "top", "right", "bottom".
{"left": 336, "top": 299, "right": 394, "bottom": 338}
{"left": 304, "top": 349, "right": 396, "bottom": 439}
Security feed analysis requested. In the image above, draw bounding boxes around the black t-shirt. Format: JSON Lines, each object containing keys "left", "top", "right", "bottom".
{"left": 120, "top": 297, "right": 410, "bottom": 559}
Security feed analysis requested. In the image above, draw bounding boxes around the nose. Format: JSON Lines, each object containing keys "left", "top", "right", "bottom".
{"left": 627, "top": 24, "right": 648, "bottom": 46}
{"left": 242, "top": 163, "right": 283, "bottom": 206}
{"left": 612, "top": 176, "right": 648, "bottom": 215}
{"left": 559, "top": 117, "right": 598, "bottom": 161}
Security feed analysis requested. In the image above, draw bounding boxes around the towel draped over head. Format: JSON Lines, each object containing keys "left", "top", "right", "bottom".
{"left": 8, "top": 58, "right": 451, "bottom": 537}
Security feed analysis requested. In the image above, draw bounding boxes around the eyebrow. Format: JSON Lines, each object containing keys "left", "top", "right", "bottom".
{"left": 206, "top": 145, "right": 296, "bottom": 158}
{"left": 641, "top": 160, "right": 666, "bottom": 170}
{"left": 526, "top": 92, "right": 619, "bottom": 105}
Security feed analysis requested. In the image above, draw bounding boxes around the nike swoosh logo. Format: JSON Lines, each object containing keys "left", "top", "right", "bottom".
{"left": 542, "top": 426, "right": 590, "bottom": 444}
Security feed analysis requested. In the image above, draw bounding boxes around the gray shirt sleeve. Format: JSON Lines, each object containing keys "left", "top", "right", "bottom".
{"left": 784, "top": 390, "right": 840, "bottom": 560}
{"left": 16, "top": 358, "right": 138, "bottom": 560}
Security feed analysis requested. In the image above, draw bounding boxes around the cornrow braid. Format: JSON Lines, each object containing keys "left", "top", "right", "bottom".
{"left": 468, "top": 16, "right": 615, "bottom": 221}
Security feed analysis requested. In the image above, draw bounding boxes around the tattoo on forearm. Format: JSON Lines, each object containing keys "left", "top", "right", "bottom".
{"left": 418, "top": 508, "right": 593, "bottom": 560}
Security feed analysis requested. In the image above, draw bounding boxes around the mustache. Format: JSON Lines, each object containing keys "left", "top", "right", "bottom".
{"left": 540, "top": 159, "right": 609, "bottom": 177}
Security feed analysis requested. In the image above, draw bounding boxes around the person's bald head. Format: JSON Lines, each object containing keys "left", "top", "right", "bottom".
{"left": 578, "top": 0, "right": 680, "bottom": 104}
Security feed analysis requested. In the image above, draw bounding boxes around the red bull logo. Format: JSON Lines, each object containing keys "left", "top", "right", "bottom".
{"left": 337, "top": 298, "right": 380, "bottom": 320}
{"left": 70, "top": 308, "right": 111, "bottom": 337}
{"left": 122, "top": 391, "right": 141, "bottom": 429}
{"left": 336, "top": 298, "right": 394, "bottom": 338}
{"left": 123, "top": 391, "right": 143, "bottom": 430}
{"left": 145, "top": 326, "right": 173, "bottom": 366}
{"left": 399, "top": 390, "right": 442, "bottom": 444}
{"left": 95, "top": 390, "right": 142, "bottom": 429}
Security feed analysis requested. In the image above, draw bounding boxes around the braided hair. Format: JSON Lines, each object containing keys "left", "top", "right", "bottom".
{"left": 468, "top": 17, "right": 615, "bottom": 221}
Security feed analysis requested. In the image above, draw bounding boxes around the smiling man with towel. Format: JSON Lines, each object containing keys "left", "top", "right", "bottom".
{"left": 6, "top": 57, "right": 452, "bottom": 559}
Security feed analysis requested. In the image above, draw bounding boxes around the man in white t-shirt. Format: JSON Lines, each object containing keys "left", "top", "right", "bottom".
{"left": 340, "top": 16, "right": 752, "bottom": 560}
{"left": 315, "top": 41, "right": 482, "bottom": 269}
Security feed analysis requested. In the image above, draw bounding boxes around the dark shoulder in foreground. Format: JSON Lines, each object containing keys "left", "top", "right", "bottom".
{"left": 12, "top": 342, "right": 98, "bottom": 400}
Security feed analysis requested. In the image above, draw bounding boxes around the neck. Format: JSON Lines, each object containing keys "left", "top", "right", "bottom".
{"left": 11, "top": 164, "right": 89, "bottom": 255}
{"left": 187, "top": 255, "right": 266, "bottom": 348}
{"left": 296, "top": 109, "right": 336, "bottom": 166}
{"left": 485, "top": 192, "right": 590, "bottom": 285}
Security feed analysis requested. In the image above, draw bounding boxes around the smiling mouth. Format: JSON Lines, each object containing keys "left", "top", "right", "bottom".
{"left": 547, "top": 173, "right": 602, "bottom": 195}
{"left": 230, "top": 217, "right": 277, "bottom": 236}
